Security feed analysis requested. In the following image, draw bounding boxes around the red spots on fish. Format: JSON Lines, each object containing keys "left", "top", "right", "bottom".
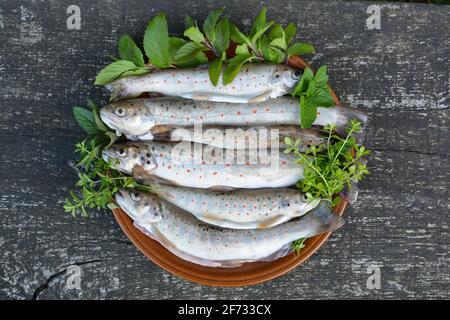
{"left": 236, "top": 111, "right": 241, "bottom": 115}
{"left": 252, "top": 109, "right": 258, "bottom": 114}
{"left": 202, "top": 201, "right": 206, "bottom": 205}
{"left": 246, "top": 121, "right": 250, "bottom": 124}
{"left": 235, "top": 240, "right": 239, "bottom": 244}
{"left": 191, "top": 198, "right": 195, "bottom": 203}
{"left": 201, "top": 161, "right": 205, "bottom": 165}
{"left": 239, "top": 174, "right": 243, "bottom": 177}
{"left": 177, "top": 80, "right": 181, "bottom": 83}
{"left": 199, "top": 115, "right": 204, "bottom": 120}
{"left": 225, "top": 203, "right": 229, "bottom": 207}
{"left": 212, "top": 171, "right": 218, "bottom": 175}
{"left": 281, "top": 160, "right": 287, "bottom": 165}
{"left": 186, "top": 169, "right": 191, "bottom": 173}
{"left": 167, "top": 165, "right": 172, "bottom": 170}
{"left": 194, "top": 80, "right": 198, "bottom": 84}
{"left": 265, "top": 107, "right": 270, "bottom": 112}
{"left": 226, "top": 164, "right": 230, "bottom": 167}
{"left": 280, "top": 110, "right": 284, "bottom": 113}
{"left": 220, "top": 113, "right": 224, "bottom": 118}
{"left": 252, "top": 76, "right": 256, "bottom": 80}
{"left": 242, "top": 204, "right": 247, "bottom": 208}
{"left": 204, "top": 80, "right": 208, "bottom": 83}
{"left": 253, "top": 205, "right": 257, "bottom": 209}
{"left": 317, "top": 111, "right": 321, "bottom": 115}
{"left": 234, "top": 204, "right": 237, "bottom": 208}
{"left": 186, "top": 117, "right": 190, "bottom": 121}
{"left": 159, "top": 153, "right": 164, "bottom": 157}
{"left": 264, "top": 235, "right": 268, "bottom": 239}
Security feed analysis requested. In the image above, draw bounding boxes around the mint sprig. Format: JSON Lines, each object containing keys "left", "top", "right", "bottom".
{"left": 292, "top": 66, "right": 335, "bottom": 128}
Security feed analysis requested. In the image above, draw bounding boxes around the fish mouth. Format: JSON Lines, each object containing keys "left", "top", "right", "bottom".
{"left": 100, "top": 109, "right": 122, "bottom": 135}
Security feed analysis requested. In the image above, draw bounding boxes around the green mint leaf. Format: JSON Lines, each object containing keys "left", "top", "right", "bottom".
{"left": 118, "top": 34, "right": 145, "bottom": 67}
{"left": 184, "top": 26, "right": 205, "bottom": 43}
{"left": 259, "top": 34, "right": 281, "bottom": 63}
{"left": 209, "top": 57, "right": 223, "bottom": 86}
{"left": 90, "top": 102, "right": 108, "bottom": 132}
{"left": 73, "top": 107, "right": 100, "bottom": 135}
{"left": 203, "top": 7, "right": 223, "bottom": 43}
{"left": 230, "top": 24, "right": 251, "bottom": 46}
{"left": 120, "top": 67, "right": 148, "bottom": 77}
{"left": 292, "top": 67, "right": 314, "bottom": 96}
{"left": 300, "top": 96, "right": 317, "bottom": 128}
{"left": 235, "top": 43, "right": 249, "bottom": 55}
{"left": 184, "top": 16, "right": 195, "bottom": 28}
{"left": 170, "top": 37, "right": 208, "bottom": 67}
{"left": 212, "top": 17, "right": 230, "bottom": 55}
{"left": 314, "top": 65, "right": 329, "bottom": 88}
{"left": 105, "top": 131, "right": 119, "bottom": 148}
{"left": 174, "top": 42, "right": 206, "bottom": 64}
{"left": 94, "top": 60, "right": 140, "bottom": 85}
{"left": 223, "top": 53, "right": 254, "bottom": 85}
{"left": 284, "top": 23, "right": 297, "bottom": 44}
{"left": 287, "top": 42, "right": 315, "bottom": 57}
{"left": 310, "top": 87, "right": 335, "bottom": 107}
{"left": 270, "top": 36, "right": 287, "bottom": 51}
{"left": 250, "top": 7, "right": 267, "bottom": 36}
{"left": 268, "top": 23, "right": 283, "bottom": 40}
{"left": 143, "top": 12, "right": 170, "bottom": 68}
{"left": 251, "top": 21, "right": 274, "bottom": 45}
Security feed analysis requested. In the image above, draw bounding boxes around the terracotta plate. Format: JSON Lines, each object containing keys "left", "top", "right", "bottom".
{"left": 112, "top": 56, "right": 347, "bottom": 287}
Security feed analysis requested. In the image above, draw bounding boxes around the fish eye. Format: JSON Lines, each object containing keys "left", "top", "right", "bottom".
{"left": 115, "top": 108, "right": 125, "bottom": 117}
{"left": 294, "top": 70, "right": 301, "bottom": 78}
{"left": 275, "top": 74, "right": 280, "bottom": 78}
{"left": 131, "top": 192, "right": 140, "bottom": 201}
{"left": 116, "top": 148, "right": 127, "bottom": 157}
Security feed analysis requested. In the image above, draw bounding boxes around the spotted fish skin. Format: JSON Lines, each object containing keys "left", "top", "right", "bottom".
{"left": 104, "top": 64, "right": 301, "bottom": 102}
{"left": 102, "top": 141, "right": 303, "bottom": 189}
{"left": 100, "top": 96, "right": 367, "bottom": 139}
{"left": 152, "top": 184, "right": 321, "bottom": 229}
{"left": 115, "top": 189, "right": 344, "bottom": 266}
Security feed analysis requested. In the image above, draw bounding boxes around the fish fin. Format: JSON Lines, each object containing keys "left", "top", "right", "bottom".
{"left": 149, "top": 125, "right": 178, "bottom": 142}
{"left": 259, "top": 243, "right": 293, "bottom": 262}
{"left": 299, "top": 201, "right": 345, "bottom": 237}
{"left": 132, "top": 164, "right": 179, "bottom": 187}
{"left": 339, "top": 179, "right": 359, "bottom": 204}
{"left": 105, "top": 78, "right": 143, "bottom": 102}
{"left": 334, "top": 106, "right": 369, "bottom": 143}
{"left": 182, "top": 94, "right": 211, "bottom": 101}
{"left": 247, "top": 90, "right": 272, "bottom": 103}
{"left": 125, "top": 132, "right": 155, "bottom": 141}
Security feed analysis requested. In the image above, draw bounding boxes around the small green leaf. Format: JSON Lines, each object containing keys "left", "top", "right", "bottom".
{"left": 94, "top": 60, "right": 139, "bottom": 85}
{"left": 259, "top": 35, "right": 281, "bottom": 63}
{"left": 230, "top": 24, "right": 251, "bottom": 46}
{"left": 287, "top": 42, "right": 315, "bottom": 57}
{"left": 209, "top": 57, "right": 223, "bottom": 86}
{"left": 251, "top": 21, "right": 274, "bottom": 45}
{"left": 174, "top": 42, "right": 206, "bottom": 64}
{"left": 250, "top": 7, "right": 267, "bottom": 36}
{"left": 105, "top": 131, "right": 119, "bottom": 148}
{"left": 292, "top": 67, "right": 314, "bottom": 96}
{"left": 120, "top": 67, "right": 148, "bottom": 77}
{"left": 284, "top": 23, "right": 297, "bottom": 44}
{"left": 184, "top": 16, "right": 195, "bottom": 28}
{"left": 235, "top": 44, "right": 249, "bottom": 55}
{"left": 268, "top": 23, "right": 283, "bottom": 40}
{"left": 73, "top": 107, "right": 99, "bottom": 135}
{"left": 203, "top": 7, "right": 223, "bottom": 42}
{"left": 212, "top": 17, "right": 230, "bottom": 55}
{"left": 314, "top": 65, "right": 329, "bottom": 88}
{"left": 118, "top": 35, "right": 145, "bottom": 67}
{"left": 223, "top": 53, "right": 254, "bottom": 85}
{"left": 184, "top": 26, "right": 205, "bottom": 43}
{"left": 270, "top": 37, "right": 287, "bottom": 51}
{"left": 311, "top": 88, "right": 335, "bottom": 107}
{"left": 143, "top": 12, "right": 170, "bottom": 68}
{"left": 91, "top": 106, "right": 108, "bottom": 132}
{"left": 300, "top": 96, "right": 317, "bottom": 128}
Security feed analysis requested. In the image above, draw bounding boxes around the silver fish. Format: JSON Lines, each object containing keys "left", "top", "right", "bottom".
{"left": 102, "top": 141, "right": 303, "bottom": 189}
{"left": 150, "top": 184, "right": 321, "bottom": 229}
{"left": 105, "top": 64, "right": 301, "bottom": 102}
{"left": 116, "top": 189, "right": 344, "bottom": 267}
{"left": 126, "top": 125, "right": 325, "bottom": 151}
{"left": 100, "top": 96, "right": 367, "bottom": 139}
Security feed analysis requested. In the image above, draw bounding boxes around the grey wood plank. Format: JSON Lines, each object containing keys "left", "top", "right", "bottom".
{"left": 0, "top": 0, "right": 448, "bottom": 299}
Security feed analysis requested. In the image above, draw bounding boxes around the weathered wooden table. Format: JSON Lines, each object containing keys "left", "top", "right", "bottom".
{"left": 0, "top": 0, "right": 448, "bottom": 299}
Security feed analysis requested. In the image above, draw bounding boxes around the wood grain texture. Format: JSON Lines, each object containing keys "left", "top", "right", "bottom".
{"left": 0, "top": 0, "right": 448, "bottom": 299}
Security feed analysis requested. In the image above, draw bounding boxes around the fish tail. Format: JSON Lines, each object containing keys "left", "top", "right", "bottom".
{"left": 105, "top": 78, "right": 142, "bottom": 102}
{"left": 339, "top": 179, "right": 359, "bottom": 204}
{"left": 334, "top": 106, "right": 369, "bottom": 143}
{"left": 298, "top": 201, "right": 345, "bottom": 237}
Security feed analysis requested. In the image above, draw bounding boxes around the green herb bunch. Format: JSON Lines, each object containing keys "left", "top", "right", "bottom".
{"left": 65, "top": 102, "right": 152, "bottom": 217}
{"left": 284, "top": 120, "right": 370, "bottom": 207}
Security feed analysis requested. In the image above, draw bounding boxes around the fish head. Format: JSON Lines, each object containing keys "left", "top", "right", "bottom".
{"left": 102, "top": 142, "right": 157, "bottom": 174}
{"left": 269, "top": 66, "right": 302, "bottom": 93}
{"left": 100, "top": 100, "right": 154, "bottom": 136}
{"left": 116, "top": 189, "right": 163, "bottom": 224}
{"left": 279, "top": 193, "right": 321, "bottom": 214}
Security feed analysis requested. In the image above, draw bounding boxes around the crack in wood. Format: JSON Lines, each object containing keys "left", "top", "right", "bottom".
{"left": 31, "top": 259, "right": 104, "bottom": 300}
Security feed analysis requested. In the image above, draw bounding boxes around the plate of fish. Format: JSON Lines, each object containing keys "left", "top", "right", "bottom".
{"left": 96, "top": 54, "right": 367, "bottom": 286}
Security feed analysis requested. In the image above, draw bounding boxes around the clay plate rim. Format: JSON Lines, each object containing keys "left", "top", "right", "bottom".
{"left": 112, "top": 55, "right": 347, "bottom": 287}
